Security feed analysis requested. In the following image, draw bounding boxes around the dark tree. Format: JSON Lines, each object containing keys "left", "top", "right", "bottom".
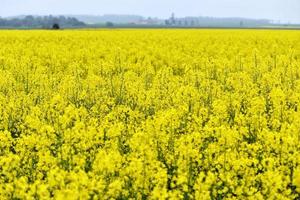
{"left": 240, "top": 21, "right": 244, "bottom": 27}
{"left": 105, "top": 21, "right": 114, "bottom": 27}
{"left": 52, "top": 23, "right": 60, "bottom": 29}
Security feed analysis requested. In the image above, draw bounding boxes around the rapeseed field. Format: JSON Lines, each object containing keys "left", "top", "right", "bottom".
{"left": 0, "top": 29, "right": 300, "bottom": 199}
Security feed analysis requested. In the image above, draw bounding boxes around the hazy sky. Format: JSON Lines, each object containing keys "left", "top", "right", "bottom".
{"left": 1, "top": 0, "right": 300, "bottom": 23}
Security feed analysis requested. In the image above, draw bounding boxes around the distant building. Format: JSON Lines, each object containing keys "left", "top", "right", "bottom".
{"left": 171, "top": 13, "right": 175, "bottom": 25}
{"left": 137, "top": 17, "right": 163, "bottom": 25}
{"left": 165, "top": 13, "right": 177, "bottom": 26}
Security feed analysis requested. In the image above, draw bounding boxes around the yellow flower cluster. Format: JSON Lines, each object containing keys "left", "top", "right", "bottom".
{"left": 0, "top": 29, "right": 300, "bottom": 199}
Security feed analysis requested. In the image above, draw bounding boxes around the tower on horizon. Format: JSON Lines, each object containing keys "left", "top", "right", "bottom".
{"left": 171, "top": 13, "right": 175, "bottom": 25}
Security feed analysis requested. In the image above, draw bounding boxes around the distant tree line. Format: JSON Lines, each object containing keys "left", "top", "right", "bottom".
{"left": 165, "top": 15, "right": 272, "bottom": 27}
{"left": 0, "top": 15, "right": 86, "bottom": 28}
